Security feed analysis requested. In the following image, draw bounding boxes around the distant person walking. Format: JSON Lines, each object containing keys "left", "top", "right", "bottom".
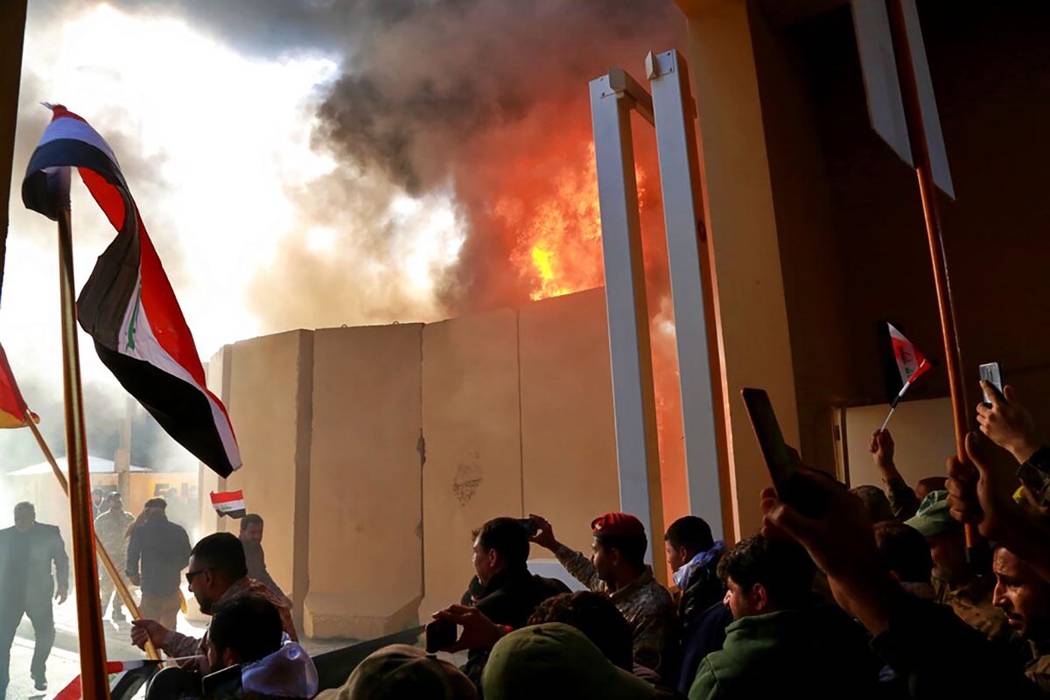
{"left": 239, "top": 514, "right": 290, "bottom": 606}
{"left": 126, "top": 498, "right": 191, "bottom": 629}
{"left": 95, "top": 492, "right": 134, "bottom": 623}
{"left": 0, "top": 502, "right": 69, "bottom": 696}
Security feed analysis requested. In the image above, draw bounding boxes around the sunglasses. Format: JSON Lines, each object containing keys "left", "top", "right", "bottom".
{"left": 185, "top": 567, "right": 211, "bottom": 586}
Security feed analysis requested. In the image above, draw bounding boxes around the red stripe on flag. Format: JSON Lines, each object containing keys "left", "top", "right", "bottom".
{"left": 211, "top": 490, "right": 245, "bottom": 505}
{"left": 0, "top": 343, "right": 30, "bottom": 426}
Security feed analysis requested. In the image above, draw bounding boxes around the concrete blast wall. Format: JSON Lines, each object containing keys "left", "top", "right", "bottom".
{"left": 202, "top": 288, "right": 619, "bottom": 638}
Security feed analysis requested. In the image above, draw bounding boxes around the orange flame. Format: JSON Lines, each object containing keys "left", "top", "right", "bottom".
{"left": 505, "top": 143, "right": 647, "bottom": 301}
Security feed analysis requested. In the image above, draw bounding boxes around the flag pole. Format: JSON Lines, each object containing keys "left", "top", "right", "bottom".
{"left": 24, "top": 408, "right": 160, "bottom": 661}
{"left": 56, "top": 203, "right": 111, "bottom": 699}
{"left": 885, "top": 0, "right": 974, "bottom": 549}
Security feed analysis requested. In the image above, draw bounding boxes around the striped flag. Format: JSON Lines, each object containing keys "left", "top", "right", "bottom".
{"left": 55, "top": 660, "right": 159, "bottom": 700}
{"left": 21, "top": 105, "right": 241, "bottom": 477}
{"left": 211, "top": 489, "right": 246, "bottom": 519}
{"left": 0, "top": 342, "right": 38, "bottom": 428}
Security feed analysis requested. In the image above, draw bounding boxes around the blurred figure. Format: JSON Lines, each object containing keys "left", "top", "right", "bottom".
{"left": 316, "top": 644, "right": 477, "bottom": 700}
{"left": 663, "top": 516, "right": 731, "bottom": 694}
{"left": 91, "top": 488, "right": 105, "bottom": 519}
{"left": 126, "top": 497, "right": 191, "bottom": 629}
{"left": 993, "top": 545, "right": 1050, "bottom": 691}
{"left": 95, "top": 492, "right": 134, "bottom": 623}
{"left": 239, "top": 513, "right": 290, "bottom": 605}
{"left": 905, "top": 490, "right": 1010, "bottom": 641}
{"left": 131, "top": 532, "right": 296, "bottom": 675}
{"left": 850, "top": 486, "right": 895, "bottom": 524}
{"left": 526, "top": 591, "right": 642, "bottom": 678}
{"left": 872, "top": 520, "right": 934, "bottom": 599}
{"left": 0, "top": 502, "right": 68, "bottom": 695}
{"left": 530, "top": 512, "right": 676, "bottom": 679}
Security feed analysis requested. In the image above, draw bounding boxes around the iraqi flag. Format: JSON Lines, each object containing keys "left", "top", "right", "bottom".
{"left": 211, "top": 489, "right": 246, "bottom": 519}
{"left": 887, "top": 322, "right": 932, "bottom": 407}
{"left": 0, "top": 342, "right": 38, "bottom": 428}
{"left": 55, "top": 660, "right": 161, "bottom": 700}
{"left": 22, "top": 105, "right": 241, "bottom": 477}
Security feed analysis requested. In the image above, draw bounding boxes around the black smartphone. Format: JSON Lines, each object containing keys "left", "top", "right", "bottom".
{"left": 517, "top": 518, "right": 539, "bottom": 537}
{"left": 979, "top": 362, "right": 1004, "bottom": 405}
{"left": 425, "top": 618, "right": 458, "bottom": 653}
{"left": 741, "top": 388, "right": 826, "bottom": 517}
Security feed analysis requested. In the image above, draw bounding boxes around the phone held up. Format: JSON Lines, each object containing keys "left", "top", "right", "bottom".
{"left": 979, "top": 362, "right": 1004, "bottom": 406}
{"left": 741, "top": 387, "right": 828, "bottom": 518}
{"left": 425, "top": 618, "right": 458, "bottom": 654}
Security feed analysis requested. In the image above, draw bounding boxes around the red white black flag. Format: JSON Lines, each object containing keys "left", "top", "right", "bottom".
{"left": 887, "top": 322, "right": 932, "bottom": 407}
{"left": 22, "top": 105, "right": 241, "bottom": 477}
{"left": 211, "top": 490, "right": 246, "bottom": 519}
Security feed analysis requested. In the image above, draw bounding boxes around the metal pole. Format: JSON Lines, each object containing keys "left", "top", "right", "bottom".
{"left": 25, "top": 409, "right": 159, "bottom": 661}
{"left": 590, "top": 70, "right": 665, "bottom": 580}
{"left": 884, "top": 0, "right": 973, "bottom": 548}
{"left": 56, "top": 205, "right": 111, "bottom": 698}
{"left": 646, "top": 49, "right": 728, "bottom": 539}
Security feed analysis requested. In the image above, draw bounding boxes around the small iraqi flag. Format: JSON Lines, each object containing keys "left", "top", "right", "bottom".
{"left": 211, "top": 489, "right": 246, "bottom": 519}
{"left": 0, "top": 342, "right": 38, "bottom": 428}
{"left": 22, "top": 105, "right": 241, "bottom": 477}
{"left": 887, "top": 322, "right": 932, "bottom": 405}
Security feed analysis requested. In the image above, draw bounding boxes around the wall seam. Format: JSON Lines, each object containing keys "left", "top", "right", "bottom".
{"left": 292, "top": 330, "right": 314, "bottom": 633}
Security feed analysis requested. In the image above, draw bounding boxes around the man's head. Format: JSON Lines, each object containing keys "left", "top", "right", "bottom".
{"left": 105, "top": 492, "right": 123, "bottom": 512}
{"left": 472, "top": 518, "right": 530, "bottom": 586}
{"left": 590, "top": 512, "right": 647, "bottom": 585}
{"left": 143, "top": 497, "right": 168, "bottom": 524}
{"left": 527, "top": 591, "right": 633, "bottom": 671}
{"left": 873, "top": 521, "right": 932, "bottom": 585}
{"left": 663, "top": 516, "right": 714, "bottom": 572}
{"left": 92, "top": 488, "right": 104, "bottom": 506}
{"left": 239, "top": 514, "right": 264, "bottom": 545}
{"left": 187, "top": 532, "right": 248, "bottom": 614}
{"left": 905, "top": 490, "right": 967, "bottom": 582}
{"left": 993, "top": 545, "right": 1050, "bottom": 639}
{"left": 850, "top": 486, "right": 895, "bottom": 524}
{"left": 718, "top": 535, "right": 815, "bottom": 620}
{"left": 13, "top": 502, "right": 35, "bottom": 532}
{"left": 206, "top": 595, "right": 284, "bottom": 671}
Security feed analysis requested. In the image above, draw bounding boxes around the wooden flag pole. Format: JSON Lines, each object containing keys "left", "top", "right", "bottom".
{"left": 56, "top": 204, "right": 111, "bottom": 699}
{"left": 885, "top": 0, "right": 974, "bottom": 549}
{"left": 24, "top": 409, "right": 160, "bottom": 661}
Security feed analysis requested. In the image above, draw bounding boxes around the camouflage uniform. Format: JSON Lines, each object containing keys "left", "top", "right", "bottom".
{"left": 1022, "top": 638, "right": 1050, "bottom": 692}
{"left": 553, "top": 543, "right": 676, "bottom": 677}
{"left": 884, "top": 476, "right": 920, "bottom": 521}
{"left": 94, "top": 507, "right": 134, "bottom": 619}
{"left": 932, "top": 574, "right": 1011, "bottom": 642}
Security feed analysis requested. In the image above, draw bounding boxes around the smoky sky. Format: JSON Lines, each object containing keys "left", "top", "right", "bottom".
{"left": 104, "top": 0, "right": 683, "bottom": 319}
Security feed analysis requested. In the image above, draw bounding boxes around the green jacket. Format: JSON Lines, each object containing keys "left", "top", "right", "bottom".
{"left": 688, "top": 606, "right": 880, "bottom": 700}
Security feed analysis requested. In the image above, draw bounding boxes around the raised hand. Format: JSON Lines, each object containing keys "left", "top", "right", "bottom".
{"left": 976, "top": 382, "right": 1041, "bottom": 464}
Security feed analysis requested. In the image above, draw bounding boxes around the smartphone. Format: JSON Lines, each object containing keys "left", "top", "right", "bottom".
{"left": 741, "top": 388, "right": 826, "bottom": 517}
{"left": 425, "top": 618, "right": 458, "bottom": 653}
{"left": 517, "top": 518, "right": 539, "bottom": 537}
{"left": 979, "top": 362, "right": 1004, "bottom": 405}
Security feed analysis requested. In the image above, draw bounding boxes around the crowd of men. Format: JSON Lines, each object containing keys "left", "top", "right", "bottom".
{"left": 2, "top": 378, "right": 1050, "bottom": 698}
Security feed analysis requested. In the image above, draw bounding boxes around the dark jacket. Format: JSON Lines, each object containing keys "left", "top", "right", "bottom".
{"left": 460, "top": 566, "right": 570, "bottom": 688}
{"left": 676, "top": 553, "right": 730, "bottom": 694}
{"left": 0, "top": 523, "right": 68, "bottom": 601}
{"left": 872, "top": 591, "right": 1042, "bottom": 699}
{"left": 689, "top": 605, "right": 882, "bottom": 700}
{"left": 243, "top": 540, "right": 289, "bottom": 604}
{"left": 126, "top": 516, "right": 191, "bottom": 596}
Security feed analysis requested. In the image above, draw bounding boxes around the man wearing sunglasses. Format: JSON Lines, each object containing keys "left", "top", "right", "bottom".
{"left": 131, "top": 532, "right": 297, "bottom": 674}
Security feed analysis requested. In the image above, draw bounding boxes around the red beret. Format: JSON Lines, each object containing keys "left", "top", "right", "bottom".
{"left": 590, "top": 512, "right": 645, "bottom": 538}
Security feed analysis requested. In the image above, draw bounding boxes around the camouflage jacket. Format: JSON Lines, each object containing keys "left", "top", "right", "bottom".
{"left": 94, "top": 509, "right": 134, "bottom": 565}
{"left": 933, "top": 574, "right": 1011, "bottom": 643}
{"left": 1022, "top": 638, "right": 1050, "bottom": 692}
{"left": 554, "top": 543, "right": 677, "bottom": 677}
{"left": 1017, "top": 447, "right": 1050, "bottom": 510}
{"left": 884, "top": 476, "right": 920, "bottom": 521}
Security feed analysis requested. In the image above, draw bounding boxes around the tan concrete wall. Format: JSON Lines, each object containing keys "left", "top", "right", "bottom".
{"left": 519, "top": 289, "right": 619, "bottom": 555}
{"left": 419, "top": 308, "right": 522, "bottom": 617}
{"left": 223, "top": 330, "right": 313, "bottom": 624}
{"left": 197, "top": 345, "right": 230, "bottom": 538}
{"left": 304, "top": 324, "right": 424, "bottom": 639}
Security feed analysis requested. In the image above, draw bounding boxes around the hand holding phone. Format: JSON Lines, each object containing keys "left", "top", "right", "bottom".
{"left": 979, "top": 362, "right": 1004, "bottom": 406}
{"left": 742, "top": 388, "right": 828, "bottom": 518}
{"left": 425, "top": 618, "right": 458, "bottom": 653}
